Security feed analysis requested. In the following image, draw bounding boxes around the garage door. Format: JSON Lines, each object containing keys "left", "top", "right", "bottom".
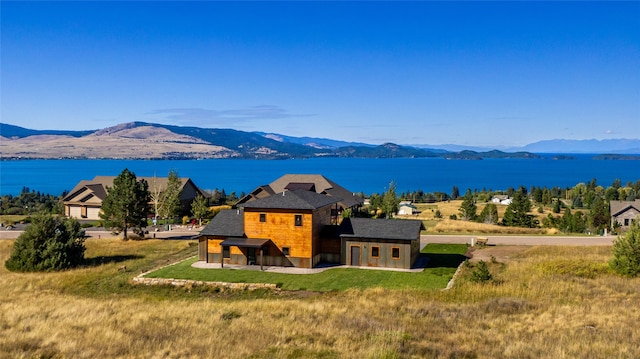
{"left": 68, "top": 206, "right": 82, "bottom": 219}
{"left": 87, "top": 207, "right": 101, "bottom": 220}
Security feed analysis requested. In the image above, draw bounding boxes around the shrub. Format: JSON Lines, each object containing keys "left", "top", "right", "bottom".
{"left": 5, "top": 212, "right": 86, "bottom": 272}
{"left": 610, "top": 222, "right": 640, "bottom": 277}
{"left": 470, "top": 260, "right": 492, "bottom": 283}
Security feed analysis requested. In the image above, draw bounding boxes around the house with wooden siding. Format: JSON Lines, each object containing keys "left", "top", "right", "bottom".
{"left": 198, "top": 175, "right": 423, "bottom": 270}
{"left": 611, "top": 199, "right": 640, "bottom": 232}
{"left": 63, "top": 175, "right": 207, "bottom": 220}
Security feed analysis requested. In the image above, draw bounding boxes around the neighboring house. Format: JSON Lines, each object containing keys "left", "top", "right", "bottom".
{"left": 611, "top": 200, "right": 640, "bottom": 232}
{"left": 397, "top": 201, "right": 418, "bottom": 216}
{"left": 63, "top": 176, "right": 207, "bottom": 220}
{"left": 198, "top": 176, "right": 423, "bottom": 269}
{"left": 491, "top": 195, "right": 512, "bottom": 205}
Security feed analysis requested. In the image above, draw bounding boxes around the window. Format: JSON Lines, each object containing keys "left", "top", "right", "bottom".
{"left": 371, "top": 246, "right": 380, "bottom": 258}
{"left": 261, "top": 246, "right": 268, "bottom": 256}
{"left": 624, "top": 218, "right": 630, "bottom": 226}
{"left": 295, "top": 214, "right": 303, "bottom": 226}
{"left": 260, "top": 213, "right": 266, "bottom": 222}
{"left": 282, "top": 247, "right": 290, "bottom": 256}
{"left": 222, "top": 246, "right": 230, "bottom": 259}
{"left": 391, "top": 247, "right": 400, "bottom": 259}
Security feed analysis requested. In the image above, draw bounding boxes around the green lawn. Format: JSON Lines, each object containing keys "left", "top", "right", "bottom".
{"left": 145, "top": 243, "right": 468, "bottom": 291}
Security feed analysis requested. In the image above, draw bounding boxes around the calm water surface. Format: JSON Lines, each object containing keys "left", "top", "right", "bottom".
{"left": 1, "top": 156, "right": 638, "bottom": 196}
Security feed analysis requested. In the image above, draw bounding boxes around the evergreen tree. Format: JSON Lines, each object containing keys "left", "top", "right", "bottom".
{"left": 502, "top": 187, "right": 537, "bottom": 228}
{"left": 5, "top": 212, "right": 85, "bottom": 272}
{"left": 158, "top": 170, "right": 182, "bottom": 225}
{"left": 589, "top": 196, "right": 610, "bottom": 233}
{"left": 451, "top": 186, "right": 460, "bottom": 200}
{"left": 190, "top": 194, "right": 210, "bottom": 226}
{"left": 458, "top": 189, "right": 477, "bottom": 221}
{"left": 610, "top": 222, "right": 640, "bottom": 277}
{"left": 478, "top": 203, "right": 498, "bottom": 224}
{"left": 100, "top": 168, "right": 151, "bottom": 239}
{"left": 381, "top": 181, "right": 399, "bottom": 219}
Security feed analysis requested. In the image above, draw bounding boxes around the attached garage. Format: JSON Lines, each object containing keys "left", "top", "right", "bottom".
{"left": 339, "top": 218, "right": 423, "bottom": 270}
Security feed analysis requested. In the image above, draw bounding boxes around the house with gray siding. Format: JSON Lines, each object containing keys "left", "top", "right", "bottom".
{"left": 611, "top": 200, "right": 640, "bottom": 232}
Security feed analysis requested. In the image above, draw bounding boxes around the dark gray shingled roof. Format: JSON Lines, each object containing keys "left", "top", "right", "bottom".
{"left": 199, "top": 209, "right": 245, "bottom": 237}
{"left": 236, "top": 174, "right": 363, "bottom": 209}
{"left": 339, "top": 218, "right": 423, "bottom": 241}
{"left": 239, "top": 189, "right": 341, "bottom": 210}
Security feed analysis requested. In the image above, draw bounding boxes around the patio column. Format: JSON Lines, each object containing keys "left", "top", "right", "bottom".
{"left": 260, "top": 247, "right": 264, "bottom": 271}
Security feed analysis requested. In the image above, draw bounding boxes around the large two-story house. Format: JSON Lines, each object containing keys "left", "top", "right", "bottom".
{"left": 63, "top": 176, "right": 207, "bottom": 220}
{"left": 198, "top": 175, "right": 423, "bottom": 269}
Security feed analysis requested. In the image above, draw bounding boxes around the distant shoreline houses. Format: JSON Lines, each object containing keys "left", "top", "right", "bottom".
{"left": 198, "top": 174, "right": 424, "bottom": 270}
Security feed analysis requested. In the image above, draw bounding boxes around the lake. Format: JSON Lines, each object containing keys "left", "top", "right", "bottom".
{"left": 1, "top": 156, "right": 638, "bottom": 196}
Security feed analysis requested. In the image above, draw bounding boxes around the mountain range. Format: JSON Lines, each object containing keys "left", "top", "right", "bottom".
{"left": 1, "top": 122, "right": 638, "bottom": 160}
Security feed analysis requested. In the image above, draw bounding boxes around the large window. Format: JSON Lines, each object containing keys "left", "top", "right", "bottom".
{"left": 260, "top": 213, "right": 266, "bottom": 222}
{"left": 371, "top": 246, "right": 380, "bottom": 258}
{"left": 294, "top": 214, "right": 303, "bottom": 226}
{"left": 391, "top": 247, "right": 400, "bottom": 259}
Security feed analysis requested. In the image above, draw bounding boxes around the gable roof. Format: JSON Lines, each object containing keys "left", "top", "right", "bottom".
{"left": 63, "top": 175, "right": 206, "bottom": 202}
{"left": 339, "top": 218, "right": 423, "bottom": 241}
{"left": 611, "top": 200, "right": 640, "bottom": 217}
{"left": 239, "top": 189, "right": 341, "bottom": 211}
{"left": 237, "top": 174, "right": 363, "bottom": 208}
{"left": 199, "top": 209, "right": 245, "bottom": 237}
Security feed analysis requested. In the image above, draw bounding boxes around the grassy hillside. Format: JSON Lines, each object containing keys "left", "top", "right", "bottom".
{"left": 1, "top": 238, "right": 639, "bottom": 358}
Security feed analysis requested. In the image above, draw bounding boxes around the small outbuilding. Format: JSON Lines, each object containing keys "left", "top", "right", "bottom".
{"left": 339, "top": 218, "right": 423, "bottom": 269}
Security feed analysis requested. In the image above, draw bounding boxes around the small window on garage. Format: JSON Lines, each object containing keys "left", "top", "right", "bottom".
{"left": 260, "top": 213, "right": 266, "bottom": 222}
{"left": 282, "top": 247, "right": 290, "bottom": 256}
{"left": 391, "top": 247, "right": 400, "bottom": 259}
{"left": 223, "top": 246, "right": 230, "bottom": 259}
{"left": 295, "top": 214, "right": 303, "bottom": 226}
{"left": 371, "top": 246, "right": 380, "bottom": 258}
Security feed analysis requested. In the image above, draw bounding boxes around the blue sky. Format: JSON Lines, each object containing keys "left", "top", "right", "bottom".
{"left": 2, "top": 1, "right": 639, "bottom": 147}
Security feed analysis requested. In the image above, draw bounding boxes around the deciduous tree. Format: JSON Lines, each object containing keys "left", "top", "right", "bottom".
{"left": 190, "top": 194, "right": 210, "bottom": 226}
{"left": 158, "top": 170, "right": 182, "bottom": 225}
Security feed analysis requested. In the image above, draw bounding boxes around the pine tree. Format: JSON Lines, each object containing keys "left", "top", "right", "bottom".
{"left": 5, "top": 212, "right": 86, "bottom": 272}
{"left": 458, "top": 189, "right": 477, "bottom": 221}
{"left": 478, "top": 203, "right": 498, "bottom": 224}
{"left": 610, "top": 222, "right": 640, "bottom": 277}
{"left": 100, "top": 168, "right": 151, "bottom": 239}
{"left": 381, "top": 181, "right": 399, "bottom": 219}
{"left": 502, "top": 187, "right": 537, "bottom": 228}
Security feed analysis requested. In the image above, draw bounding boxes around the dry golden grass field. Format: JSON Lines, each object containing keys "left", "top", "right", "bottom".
{"left": 1, "top": 238, "right": 639, "bottom": 359}
{"left": 408, "top": 200, "right": 571, "bottom": 235}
